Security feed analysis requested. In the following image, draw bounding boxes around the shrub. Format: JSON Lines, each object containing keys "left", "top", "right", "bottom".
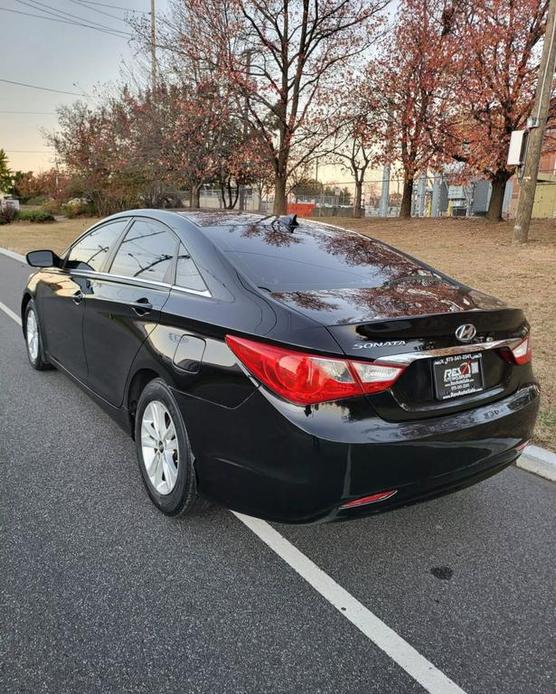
{"left": 41, "top": 199, "right": 62, "bottom": 215}
{"left": 25, "top": 195, "right": 48, "bottom": 207}
{"left": 0, "top": 205, "right": 18, "bottom": 225}
{"left": 16, "top": 209, "right": 55, "bottom": 223}
{"left": 62, "top": 198, "right": 95, "bottom": 218}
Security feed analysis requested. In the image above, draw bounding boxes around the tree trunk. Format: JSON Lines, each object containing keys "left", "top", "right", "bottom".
{"left": 190, "top": 184, "right": 201, "bottom": 209}
{"left": 229, "top": 182, "right": 240, "bottom": 209}
{"left": 353, "top": 180, "right": 363, "bottom": 218}
{"left": 399, "top": 176, "right": 414, "bottom": 218}
{"left": 273, "top": 175, "right": 287, "bottom": 215}
{"left": 486, "top": 174, "right": 508, "bottom": 222}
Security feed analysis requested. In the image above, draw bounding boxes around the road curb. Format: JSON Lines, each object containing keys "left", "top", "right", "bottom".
{"left": 0, "top": 247, "right": 26, "bottom": 264}
{"left": 0, "top": 243, "right": 554, "bottom": 483}
{"left": 517, "top": 445, "right": 556, "bottom": 482}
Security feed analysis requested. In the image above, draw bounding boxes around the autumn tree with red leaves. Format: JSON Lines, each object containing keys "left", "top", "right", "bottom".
{"left": 446, "top": 0, "right": 550, "bottom": 221}
{"left": 48, "top": 80, "right": 259, "bottom": 213}
{"left": 155, "top": 0, "right": 388, "bottom": 214}
{"left": 13, "top": 169, "right": 76, "bottom": 204}
{"left": 371, "top": 0, "right": 456, "bottom": 219}
{"left": 371, "top": 0, "right": 548, "bottom": 221}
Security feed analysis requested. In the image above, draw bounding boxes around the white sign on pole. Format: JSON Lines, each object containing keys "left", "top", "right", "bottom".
{"left": 507, "top": 130, "right": 528, "bottom": 166}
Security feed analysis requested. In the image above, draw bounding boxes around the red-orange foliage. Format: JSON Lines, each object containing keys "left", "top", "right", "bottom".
{"left": 370, "top": 0, "right": 457, "bottom": 218}
{"left": 371, "top": 0, "right": 549, "bottom": 220}
{"left": 160, "top": 0, "right": 387, "bottom": 213}
{"left": 15, "top": 169, "right": 75, "bottom": 204}
{"left": 447, "top": 0, "right": 549, "bottom": 220}
{"left": 48, "top": 80, "right": 263, "bottom": 213}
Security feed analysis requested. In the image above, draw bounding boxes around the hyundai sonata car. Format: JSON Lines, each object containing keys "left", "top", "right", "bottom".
{"left": 21, "top": 211, "right": 539, "bottom": 522}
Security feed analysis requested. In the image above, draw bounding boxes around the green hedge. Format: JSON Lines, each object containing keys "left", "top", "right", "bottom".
{"left": 17, "top": 209, "right": 55, "bottom": 223}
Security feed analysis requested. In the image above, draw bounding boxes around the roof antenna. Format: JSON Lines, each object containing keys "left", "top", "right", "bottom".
{"left": 276, "top": 213, "right": 299, "bottom": 232}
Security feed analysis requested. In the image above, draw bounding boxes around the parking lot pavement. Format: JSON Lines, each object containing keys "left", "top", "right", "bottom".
{"left": 1, "top": 252, "right": 554, "bottom": 694}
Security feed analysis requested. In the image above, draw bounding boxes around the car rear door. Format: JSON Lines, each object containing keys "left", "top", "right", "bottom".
{"left": 38, "top": 219, "right": 130, "bottom": 380}
{"left": 81, "top": 218, "right": 177, "bottom": 407}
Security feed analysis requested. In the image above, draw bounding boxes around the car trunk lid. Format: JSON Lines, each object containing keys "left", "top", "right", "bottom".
{"left": 270, "top": 281, "right": 529, "bottom": 420}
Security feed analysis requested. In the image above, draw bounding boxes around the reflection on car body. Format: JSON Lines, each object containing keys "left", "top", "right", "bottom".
{"left": 21, "top": 211, "right": 538, "bottom": 523}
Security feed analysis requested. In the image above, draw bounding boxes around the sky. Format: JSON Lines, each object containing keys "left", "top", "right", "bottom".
{"left": 0, "top": 0, "right": 170, "bottom": 172}
{"left": 0, "top": 0, "right": 381, "bottom": 186}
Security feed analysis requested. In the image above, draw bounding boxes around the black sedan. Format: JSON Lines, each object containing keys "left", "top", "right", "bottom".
{"left": 21, "top": 211, "right": 539, "bottom": 523}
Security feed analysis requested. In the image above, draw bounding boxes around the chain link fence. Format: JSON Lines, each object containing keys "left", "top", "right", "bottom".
{"left": 179, "top": 171, "right": 556, "bottom": 219}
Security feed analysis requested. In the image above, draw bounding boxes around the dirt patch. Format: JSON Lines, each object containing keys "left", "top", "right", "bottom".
{"left": 0, "top": 217, "right": 96, "bottom": 256}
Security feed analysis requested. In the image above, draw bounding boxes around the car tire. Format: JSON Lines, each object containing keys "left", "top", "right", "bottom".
{"left": 134, "top": 378, "right": 203, "bottom": 516}
{"left": 24, "top": 300, "right": 51, "bottom": 370}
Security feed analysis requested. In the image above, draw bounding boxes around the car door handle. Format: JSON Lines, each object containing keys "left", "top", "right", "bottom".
{"left": 131, "top": 298, "right": 153, "bottom": 315}
{"left": 72, "top": 290, "right": 84, "bottom": 305}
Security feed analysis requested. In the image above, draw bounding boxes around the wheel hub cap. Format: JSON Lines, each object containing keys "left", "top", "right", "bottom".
{"left": 140, "top": 400, "right": 179, "bottom": 495}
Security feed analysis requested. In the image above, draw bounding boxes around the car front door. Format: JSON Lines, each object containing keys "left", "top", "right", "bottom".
{"left": 37, "top": 219, "right": 130, "bottom": 380}
{"left": 81, "top": 218, "right": 177, "bottom": 406}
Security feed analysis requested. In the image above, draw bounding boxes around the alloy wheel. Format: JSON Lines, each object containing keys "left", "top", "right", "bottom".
{"left": 26, "top": 309, "right": 39, "bottom": 362}
{"left": 140, "top": 400, "right": 180, "bottom": 495}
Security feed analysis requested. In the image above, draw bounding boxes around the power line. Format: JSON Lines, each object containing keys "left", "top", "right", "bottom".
{"left": 151, "top": 0, "right": 156, "bottom": 90}
{"left": 4, "top": 149, "right": 54, "bottom": 153}
{"left": 0, "top": 5, "right": 130, "bottom": 38}
{"left": 0, "top": 77, "right": 88, "bottom": 97}
{"left": 69, "top": 0, "right": 128, "bottom": 23}
{"left": 0, "top": 111, "right": 56, "bottom": 114}
{"left": 17, "top": 0, "right": 130, "bottom": 36}
{"left": 77, "top": 0, "right": 148, "bottom": 13}
{"left": 0, "top": 6, "right": 127, "bottom": 37}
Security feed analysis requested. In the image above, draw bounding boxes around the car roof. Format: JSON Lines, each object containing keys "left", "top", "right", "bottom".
{"left": 176, "top": 211, "right": 273, "bottom": 228}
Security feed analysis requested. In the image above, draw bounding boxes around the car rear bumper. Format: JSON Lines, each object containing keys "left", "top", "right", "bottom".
{"left": 172, "top": 382, "right": 540, "bottom": 524}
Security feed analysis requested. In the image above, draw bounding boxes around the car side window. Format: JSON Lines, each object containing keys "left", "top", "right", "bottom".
{"left": 66, "top": 220, "right": 129, "bottom": 272}
{"left": 175, "top": 244, "right": 208, "bottom": 293}
{"left": 109, "top": 219, "right": 177, "bottom": 283}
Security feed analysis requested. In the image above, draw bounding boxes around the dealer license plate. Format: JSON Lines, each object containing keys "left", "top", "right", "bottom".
{"left": 433, "top": 353, "right": 484, "bottom": 401}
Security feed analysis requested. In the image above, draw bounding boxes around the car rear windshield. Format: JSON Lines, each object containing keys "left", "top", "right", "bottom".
{"left": 202, "top": 221, "right": 423, "bottom": 292}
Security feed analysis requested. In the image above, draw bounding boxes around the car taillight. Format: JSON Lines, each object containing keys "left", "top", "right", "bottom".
{"left": 225, "top": 335, "right": 406, "bottom": 405}
{"left": 500, "top": 336, "right": 532, "bottom": 365}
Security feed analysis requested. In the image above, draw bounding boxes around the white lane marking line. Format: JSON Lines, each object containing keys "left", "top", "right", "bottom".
{"left": 233, "top": 512, "right": 467, "bottom": 694}
{"left": 0, "top": 300, "right": 22, "bottom": 326}
{"left": 0, "top": 247, "right": 27, "bottom": 264}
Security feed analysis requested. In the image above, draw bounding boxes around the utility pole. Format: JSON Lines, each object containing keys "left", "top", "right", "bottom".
{"left": 150, "top": 0, "right": 157, "bottom": 92}
{"left": 416, "top": 173, "right": 427, "bottom": 217}
{"left": 513, "top": 0, "right": 556, "bottom": 243}
{"left": 315, "top": 159, "right": 320, "bottom": 215}
{"left": 379, "top": 163, "right": 390, "bottom": 217}
{"left": 239, "top": 50, "right": 252, "bottom": 212}
{"left": 431, "top": 173, "right": 441, "bottom": 217}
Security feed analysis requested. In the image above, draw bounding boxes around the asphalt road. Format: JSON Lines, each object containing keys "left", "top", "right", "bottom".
{"left": 0, "top": 252, "right": 554, "bottom": 694}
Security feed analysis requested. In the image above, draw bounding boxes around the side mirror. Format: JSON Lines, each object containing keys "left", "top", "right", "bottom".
{"left": 26, "top": 250, "right": 61, "bottom": 268}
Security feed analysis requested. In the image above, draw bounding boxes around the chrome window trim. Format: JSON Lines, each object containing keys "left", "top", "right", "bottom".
{"left": 171, "top": 284, "right": 212, "bottom": 298}
{"left": 376, "top": 338, "right": 523, "bottom": 366}
{"left": 69, "top": 269, "right": 212, "bottom": 298}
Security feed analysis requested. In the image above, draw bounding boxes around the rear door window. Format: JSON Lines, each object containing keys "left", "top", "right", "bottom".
{"left": 109, "top": 219, "right": 177, "bottom": 283}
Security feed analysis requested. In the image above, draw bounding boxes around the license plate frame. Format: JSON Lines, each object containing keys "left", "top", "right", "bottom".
{"left": 433, "top": 352, "right": 484, "bottom": 401}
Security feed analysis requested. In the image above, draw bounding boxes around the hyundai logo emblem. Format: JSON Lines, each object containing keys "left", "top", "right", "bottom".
{"left": 455, "top": 324, "right": 477, "bottom": 343}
